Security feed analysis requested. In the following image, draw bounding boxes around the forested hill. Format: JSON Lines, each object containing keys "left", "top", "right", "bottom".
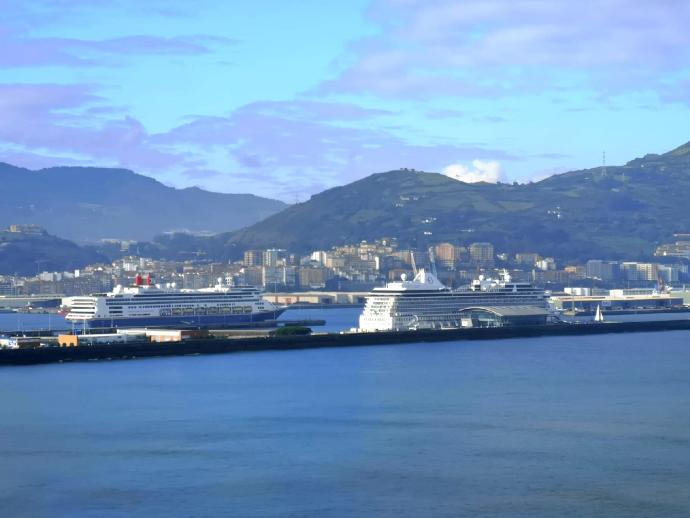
{"left": 0, "top": 229, "right": 106, "bottom": 275}
{"left": 213, "top": 141, "right": 690, "bottom": 262}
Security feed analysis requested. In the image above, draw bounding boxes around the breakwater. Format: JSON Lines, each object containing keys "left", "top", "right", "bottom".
{"left": 2, "top": 319, "right": 690, "bottom": 366}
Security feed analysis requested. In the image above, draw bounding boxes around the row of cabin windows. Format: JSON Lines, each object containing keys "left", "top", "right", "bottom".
{"left": 107, "top": 302, "right": 257, "bottom": 309}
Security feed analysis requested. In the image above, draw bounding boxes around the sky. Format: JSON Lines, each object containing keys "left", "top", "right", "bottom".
{"left": 1, "top": 0, "right": 690, "bottom": 201}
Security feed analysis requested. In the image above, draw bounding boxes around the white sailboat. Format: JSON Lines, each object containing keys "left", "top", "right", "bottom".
{"left": 594, "top": 304, "right": 605, "bottom": 322}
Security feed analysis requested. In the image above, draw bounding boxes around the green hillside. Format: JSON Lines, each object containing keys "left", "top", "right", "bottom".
{"left": 216, "top": 141, "right": 690, "bottom": 262}
{"left": 0, "top": 230, "right": 107, "bottom": 275}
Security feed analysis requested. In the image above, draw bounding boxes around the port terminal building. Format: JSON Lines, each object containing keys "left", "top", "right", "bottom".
{"left": 459, "top": 306, "right": 550, "bottom": 328}
{"left": 57, "top": 328, "right": 210, "bottom": 347}
{"left": 550, "top": 289, "right": 685, "bottom": 313}
{"left": 264, "top": 291, "right": 369, "bottom": 306}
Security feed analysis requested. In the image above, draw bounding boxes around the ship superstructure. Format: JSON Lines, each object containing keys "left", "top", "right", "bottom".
{"left": 64, "top": 274, "right": 284, "bottom": 329}
{"left": 358, "top": 269, "right": 547, "bottom": 331}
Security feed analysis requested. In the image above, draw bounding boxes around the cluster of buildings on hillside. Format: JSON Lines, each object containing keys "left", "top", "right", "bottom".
{"left": 1, "top": 236, "right": 690, "bottom": 298}
{"left": 4, "top": 224, "right": 46, "bottom": 235}
{"left": 655, "top": 233, "right": 690, "bottom": 260}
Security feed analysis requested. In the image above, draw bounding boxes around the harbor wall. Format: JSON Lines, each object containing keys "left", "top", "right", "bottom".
{"left": 3, "top": 319, "right": 690, "bottom": 366}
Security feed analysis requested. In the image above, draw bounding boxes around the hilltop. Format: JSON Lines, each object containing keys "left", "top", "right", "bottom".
{"left": 0, "top": 228, "right": 107, "bottom": 275}
{"left": 206, "top": 141, "right": 690, "bottom": 262}
{"left": 0, "top": 163, "right": 287, "bottom": 242}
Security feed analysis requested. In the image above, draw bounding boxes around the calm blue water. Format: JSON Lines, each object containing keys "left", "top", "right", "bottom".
{"left": 2, "top": 309, "right": 690, "bottom": 516}
{"left": 0, "top": 312, "right": 71, "bottom": 332}
{"left": 0, "top": 309, "right": 690, "bottom": 517}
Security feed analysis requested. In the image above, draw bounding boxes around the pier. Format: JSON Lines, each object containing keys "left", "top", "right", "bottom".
{"left": 0, "top": 318, "right": 325, "bottom": 337}
{"left": 2, "top": 319, "right": 690, "bottom": 366}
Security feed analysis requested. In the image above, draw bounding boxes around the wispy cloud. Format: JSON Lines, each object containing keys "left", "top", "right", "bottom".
{"left": 6, "top": 0, "right": 673, "bottom": 198}
{"left": 0, "top": 83, "right": 192, "bottom": 171}
{"left": 157, "top": 100, "right": 516, "bottom": 194}
{"left": 1, "top": 0, "right": 208, "bottom": 27}
{"left": 0, "top": 87, "right": 517, "bottom": 199}
{"left": 320, "top": 0, "right": 690, "bottom": 100}
{"left": 0, "top": 30, "right": 236, "bottom": 67}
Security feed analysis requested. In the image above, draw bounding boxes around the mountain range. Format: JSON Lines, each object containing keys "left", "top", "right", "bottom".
{"left": 0, "top": 163, "right": 287, "bottom": 242}
{"left": 2, "top": 141, "right": 690, "bottom": 274}
{"left": 176, "top": 141, "right": 690, "bottom": 263}
{"left": 0, "top": 228, "right": 106, "bottom": 276}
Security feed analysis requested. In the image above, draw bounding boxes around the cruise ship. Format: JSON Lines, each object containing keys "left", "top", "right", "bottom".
{"left": 64, "top": 274, "right": 284, "bottom": 329}
{"left": 358, "top": 269, "right": 547, "bottom": 332}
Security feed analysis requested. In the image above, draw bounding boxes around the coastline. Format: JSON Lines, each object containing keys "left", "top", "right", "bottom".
{"left": 3, "top": 319, "right": 690, "bottom": 366}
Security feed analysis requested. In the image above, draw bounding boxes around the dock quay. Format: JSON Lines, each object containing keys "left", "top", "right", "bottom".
{"left": 561, "top": 307, "right": 690, "bottom": 317}
{"left": 0, "top": 295, "right": 62, "bottom": 310}
{"left": 0, "top": 319, "right": 326, "bottom": 338}
{"left": 2, "top": 319, "right": 690, "bottom": 366}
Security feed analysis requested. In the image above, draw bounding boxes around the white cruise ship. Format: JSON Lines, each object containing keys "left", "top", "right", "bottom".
{"left": 358, "top": 269, "right": 547, "bottom": 332}
{"left": 64, "top": 274, "right": 284, "bottom": 329}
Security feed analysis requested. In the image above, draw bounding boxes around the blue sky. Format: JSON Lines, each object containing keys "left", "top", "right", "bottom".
{"left": 1, "top": 0, "right": 689, "bottom": 200}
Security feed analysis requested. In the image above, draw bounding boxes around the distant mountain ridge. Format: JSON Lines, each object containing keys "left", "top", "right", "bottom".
{"left": 171, "top": 141, "right": 690, "bottom": 263}
{"left": 5, "top": 141, "right": 690, "bottom": 269}
{"left": 0, "top": 228, "right": 106, "bottom": 276}
{"left": 0, "top": 163, "right": 287, "bottom": 242}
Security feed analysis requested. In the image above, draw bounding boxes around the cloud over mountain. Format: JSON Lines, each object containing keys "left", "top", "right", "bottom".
{"left": 1, "top": 0, "right": 688, "bottom": 201}
{"left": 442, "top": 160, "right": 504, "bottom": 183}
{"left": 0, "top": 85, "right": 516, "bottom": 199}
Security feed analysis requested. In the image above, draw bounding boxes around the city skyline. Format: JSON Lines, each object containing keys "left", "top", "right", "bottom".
{"left": 3, "top": 229, "right": 688, "bottom": 298}
{"left": 2, "top": 1, "right": 690, "bottom": 200}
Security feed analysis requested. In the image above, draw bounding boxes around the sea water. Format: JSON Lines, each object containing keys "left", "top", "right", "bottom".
{"left": 1, "top": 308, "right": 690, "bottom": 516}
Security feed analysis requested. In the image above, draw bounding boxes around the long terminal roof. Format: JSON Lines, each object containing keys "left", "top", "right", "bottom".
{"left": 459, "top": 305, "right": 550, "bottom": 317}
